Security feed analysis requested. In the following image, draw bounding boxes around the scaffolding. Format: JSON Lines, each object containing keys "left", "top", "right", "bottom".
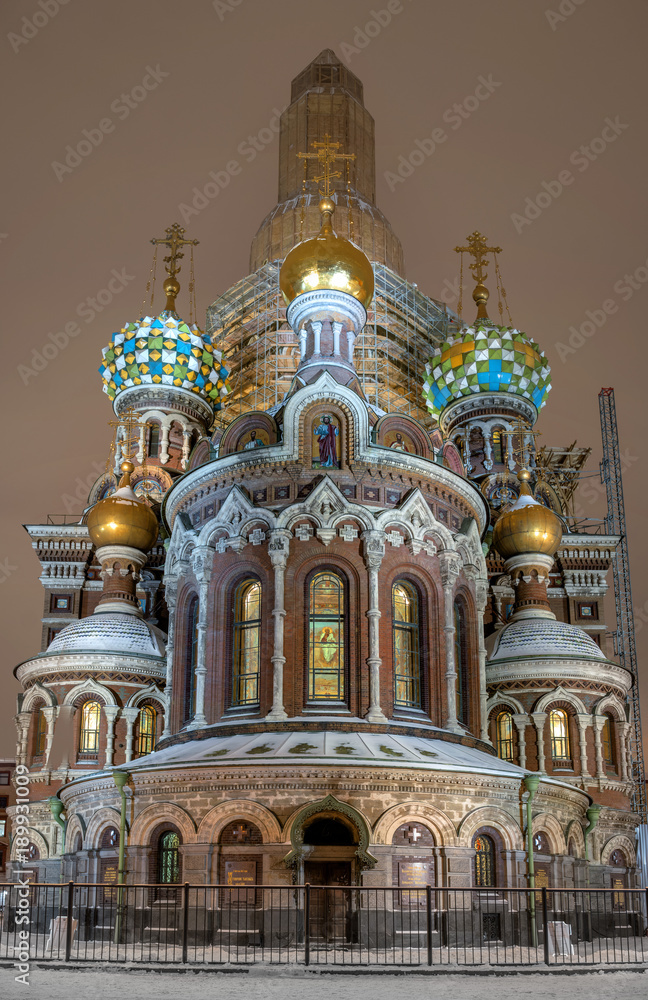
{"left": 207, "top": 262, "right": 458, "bottom": 431}
{"left": 599, "top": 387, "right": 646, "bottom": 826}
{"left": 535, "top": 442, "right": 591, "bottom": 524}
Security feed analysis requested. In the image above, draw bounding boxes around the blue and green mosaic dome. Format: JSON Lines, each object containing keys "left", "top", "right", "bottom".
{"left": 99, "top": 311, "right": 230, "bottom": 408}
{"left": 423, "top": 322, "right": 551, "bottom": 418}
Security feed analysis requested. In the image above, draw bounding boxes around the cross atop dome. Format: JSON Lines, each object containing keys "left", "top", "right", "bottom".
{"left": 150, "top": 223, "right": 199, "bottom": 312}
{"left": 454, "top": 230, "right": 502, "bottom": 320}
{"left": 298, "top": 134, "right": 355, "bottom": 198}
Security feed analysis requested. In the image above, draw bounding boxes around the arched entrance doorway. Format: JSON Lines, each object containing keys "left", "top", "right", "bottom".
{"left": 302, "top": 815, "right": 356, "bottom": 942}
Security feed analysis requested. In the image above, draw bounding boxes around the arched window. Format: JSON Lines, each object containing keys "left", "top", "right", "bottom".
{"left": 550, "top": 708, "right": 571, "bottom": 762}
{"left": 136, "top": 705, "right": 157, "bottom": 756}
{"left": 34, "top": 707, "right": 47, "bottom": 757}
{"left": 393, "top": 581, "right": 421, "bottom": 709}
{"left": 610, "top": 849, "right": 627, "bottom": 867}
{"left": 148, "top": 421, "right": 160, "bottom": 458}
{"left": 496, "top": 711, "right": 514, "bottom": 762}
{"left": 308, "top": 571, "right": 345, "bottom": 703}
{"left": 473, "top": 833, "right": 495, "bottom": 887}
{"left": 79, "top": 701, "right": 101, "bottom": 753}
{"left": 100, "top": 827, "right": 119, "bottom": 849}
{"left": 183, "top": 597, "right": 199, "bottom": 723}
{"left": 601, "top": 713, "right": 615, "bottom": 766}
{"left": 492, "top": 429, "right": 504, "bottom": 464}
{"left": 158, "top": 831, "right": 180, "bottom": 884}
{"left": 533, "top": 832, "right": 551, "bottom": 854}
{"left": 454, "top": 601, "right": 468, "bottom": 726}
{"left": 232, "top": 579, "right": 261, "bottom": 706}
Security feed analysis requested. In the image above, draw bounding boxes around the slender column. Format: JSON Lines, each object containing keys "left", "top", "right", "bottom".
{"left": 121, "top": 707, "right": 140, "bottom": 763}
{"left": 592, "top": 715, "right": 606, "bottom": 779}
{"left": 576, "top": 714, "right": 591, "bottom": 779}
{"left": 512, "top": 714, "right": 528, "bottom": 769}
{"left": 162, "top": 581, "right": 178, "bottom": 736}
{"left": 463, "top": 424, "right": 473, "bottom": 473}
{"left": 531, "top": 712, "right": 547, "bottom": 772}
{"left": 507, "top": 430, "right": 516, "bottom": 471}
{"left": 160, "top": 422, "right": 170, "bottom": 465}
{"left": 181, "top": 429, "right": 192, "bottom": 469}
{"left": 103, "top": 706, "right": 120, "bottom": 768}
{"left": 267, "top": 529, "right": 291, "bottom": 721}
{"left": 189, "top": 546, "right": 213, "bottom": 728}
{"left": 475, "top": 578, "right": 489, "bottom": 742}
{"left": 313, "top": 322, "right": 321, "bottom": 355}
{"left": 618, "top": 722, "right": 630, "bottom": 782}
{"left": 299, "top": 327, "right": 307, "bottom": 359}
{"left": 483, "top": 429, "right": 493, "bottom": 469}
{"left": 332, "top": 322, "right": 341, "bottom": 356}
{"left": 439, "top": 552, "right": 462, "bottom": 733}
{"left": 137, "top": 424, "right": 146, "bottom": 464}
{"left": 361, "top": 531, "right": 387, "bottom": 723}
{"left": 15, "top": 713, "right": 31, "bottom": 767}
{"left": 41, "top": 706, "right": 58, "bottom": 767}
{"left": 347, "top": 330, "right": 356, "bottom": 362}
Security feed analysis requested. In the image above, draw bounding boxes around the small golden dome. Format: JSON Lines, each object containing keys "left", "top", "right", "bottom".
{"left": 280, "top": 200, "right": 374, "bottom": 308}
{"left": 492, "top": 472, "right": 563, "bottom": 559}
{"left": 87, "top": 461, "right": 158, "bottom": 551}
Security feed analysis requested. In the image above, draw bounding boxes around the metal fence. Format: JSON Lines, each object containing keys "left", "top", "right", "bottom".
{"left": 1, "top": 883, "right": 647, "bottom": 967}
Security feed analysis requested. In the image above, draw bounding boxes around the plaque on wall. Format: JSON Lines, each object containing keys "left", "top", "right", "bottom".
{"left": 224, "top": 860, "right": 257, "bottom": 904}
{"left": 398, "top": 861, "right": 431, "bottom": 906}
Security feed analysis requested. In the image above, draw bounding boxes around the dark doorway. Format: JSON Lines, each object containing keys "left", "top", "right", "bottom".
{"left": 303, "top": 818, "right": 355, "bottom": 845}
{"left": 304, "top": 861, "right": 352, "bottom": 942}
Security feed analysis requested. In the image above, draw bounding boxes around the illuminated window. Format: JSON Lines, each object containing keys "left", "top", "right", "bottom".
{"left": 492, "top": 429, "right": 504, "bottom": 464}
{"left": 136, "top": 706, "right": 157, "bottom": 756}
{"left": 550, "top": 709, "right": 570, "bottom": 762}
{"left": 158, "top": 831, "right": 180, "bottom": 884}
{"left": 454, "top": 602, "right": 468, "bottom": 726}
{"left": 34, "top": 708, "right": 47, "bottom": 757}
{"left": 308, "top": 571, "right": 345, "bottom": 702}
{"left": 496, "top": 711, "right": 514, "bottom": 761}
{"left": 474, "top": 833, "right": 495, "bottom": 887}
{"left": 148, "top": 422, "right": 160, "bottom": 458}
{"left": 533, "top": 832, "right": 551, "bottom": 854}
{"left": 232, "top": 580, "right": 261, "bottom": 706}
{"left": 79, "top": 701, "right": 101, "bottom": 753}
{"left": 183, "top": 598, "right": 199, "bottom": 723}
{"left": 393, "top": 582, "right": 421, "bottom": 708}
{"left": 602, "top": 713, "right": 615, "bottom": 766}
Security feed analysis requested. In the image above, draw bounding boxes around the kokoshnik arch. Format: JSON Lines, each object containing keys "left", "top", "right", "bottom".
{"left": 10, "top": 52, "right": 638, "bottom": 933}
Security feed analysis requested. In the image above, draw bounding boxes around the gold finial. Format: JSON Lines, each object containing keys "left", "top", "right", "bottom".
{"left": 298, "top": 134, "right": 355, "bottom": 199}
{"left": 517, "top": 467, "right": 533, "bottom": 496}
{"left": 318, "top": 196, "right": 335, "bottom": 234}
{"left": 119, "top": 460, "right": 135, "bottom": 487}
{"left": 150, "top": 223, "right": 199, "bottom": 312}
{"left": 454, "top": 231, "right": 502, "bottom": 321}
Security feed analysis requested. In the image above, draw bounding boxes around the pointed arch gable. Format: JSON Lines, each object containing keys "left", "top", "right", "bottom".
{"left": 129, "top": 801, "right": 197, "bottom": 845}
{"left": 125, "top": 683, "right": 165, "bottom": 710}
{"left": 372, "top": 802, "right": 457, "bottom": 846}
{"left": 458, "top": 806, "right": 523, "bottom": 851}
{"left": 63, "top": 678, "right": 117, "bottom": 708}
{"left": 593, "top": 693, "right": 626, "bottom": 721}
{"left": 283, "top": 794, "right": 376, "bottom": 869}
{"left": 22, "top": 682, "right": 57, "bottom": 711}
{"left": 533, "top": 686, "right": 587, "bottom": 716}
{"left": 487, "top": 693, "right": 526, "bottom": 716}
{"left": 197, "top": 800, "right": 282, "bottom": 844}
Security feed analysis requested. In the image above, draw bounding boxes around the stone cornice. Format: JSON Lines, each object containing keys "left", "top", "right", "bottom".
{"left": 486, "top": 658, "right": 631, "bottom": 692}
{"left": 16, "top": 652, "right": 165, "bottom": 684}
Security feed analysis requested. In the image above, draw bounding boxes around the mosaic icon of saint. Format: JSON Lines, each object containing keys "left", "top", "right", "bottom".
{"left": 314, "top": 415, "right": 340, "bottom": 468}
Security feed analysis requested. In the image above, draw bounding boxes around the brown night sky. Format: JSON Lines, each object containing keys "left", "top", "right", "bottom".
{"left": 1, "top": 0, "right": 647, "bottom": 758}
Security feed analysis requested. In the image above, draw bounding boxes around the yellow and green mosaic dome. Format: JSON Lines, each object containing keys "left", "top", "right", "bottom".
{"left": 423, "top": 322, "right": 551, "bottom": 418}
{"left": 99, "top": 311, "right": 230, "bottom": 408}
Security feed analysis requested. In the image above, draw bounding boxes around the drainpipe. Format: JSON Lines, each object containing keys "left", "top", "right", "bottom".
{"left": 48, "top": 796, "right": 66, "bottom": 855}
{"left": 113, "top": 770, "right": 130, "bottom": 944}
{"left": 523, "top": 774, "right": 541, "bottom": 948}
{"left": 583, "top": 803, "right": 602, "bottom": 887}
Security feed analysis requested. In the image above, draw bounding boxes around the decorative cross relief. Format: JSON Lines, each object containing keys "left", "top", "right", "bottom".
{"left": 406, "top": 825, "right": 422, "bottom": 844}
{"left": 215, "top": 537, "right": 229, "bottom": 554}
{"left": 249, "top": 528, "right": 266, "bottom": 546}
{"left": 408, "top": 538, "right": 436, "bottom": 557}
{"left": 386, "top": 530, "right": 404, "bottom": 548}
{"left": 339, "top": 525, "right": 359, "bottom": 542}
{"left": 231, "top": 823, "right": 249, "bottom": 843}
{"left": 294, "top": 523, "right": 314, "bottom": 541}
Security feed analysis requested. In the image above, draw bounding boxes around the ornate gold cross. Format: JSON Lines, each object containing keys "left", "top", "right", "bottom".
{"left": 298, "top": 134, "right": 355, "bottom": 197}
{"left": 150, "top": 223, "right": 199, "bottom": 280}
{"left": 454, "top": 231, "right": 502, "bottom": 320}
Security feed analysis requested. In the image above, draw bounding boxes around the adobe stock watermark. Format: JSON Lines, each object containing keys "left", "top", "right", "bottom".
{"left": 51, "top": 65, "right": 169, "bottom": 182}
{"left": 12, "top": 765, "right": 35, "bottom": 986}
{"left": 62, "top": 460, "right": 109, "bottom": 514}
{"left": 546, "top": 0, "right": 587, "bottom": 32}
{"left": 555, "top": 254, "right": 648, "bottom": 362}
{"left": 213, "top": 0, "right": 243, "bottom": 19}
{"left": 339, "top": 0, "right": 412, "bottom": 62}
{"left": 511, "top": 117, "right": 628, "bottom": 234}
{"left": 384, "top": 75, "right": 501, "bottom": 192}
{"left": 178, "top": 105, "right": 286, "bottom": 225}
{"left": 18, "top": 267, "right": 135, "bottom": 385}
{"left": 0, "top": 557, "right": 18, "bottom": 584}
{"left": 8, "top": 0, "right": 71, "bottom": 54}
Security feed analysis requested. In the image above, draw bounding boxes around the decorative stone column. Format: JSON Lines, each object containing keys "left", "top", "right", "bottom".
{"left": 181, "top": 429, "right": 192, "bottom": 469}
{"left": 103, "top": 706, "right": 120, "bottom": 768}
{"left": 162, "top": 581, "right": 178, "bottom": 737}
{"left": 592, "top": 715, "right": 606, "bottom": 780}
{"left": 531, "top": 712, "right": 547, "bottom": 772}
{"left": 575, "top": 714, "right": 591, "bottom": 779}
{"left": 474, "top": 577, "right": 489, "bottom": 742}
{"left": 618, "top": 721, "right": 630, "bottom": 782}
{"left": 512, "top": 714, "right": 528, "bottom": 769}
{"left": 41, "top": 706, "right": 58, "bottom": 767}
{"left": 188, "top": 546, "right": 213, "bottom": 728}
{"left": 160, "top": 422, "right": 170, "bottom": 465}
{"left": 266, "top": 529, "right": 291, "bottom": 721}
{"left": 137, "top": 423, "right": 146, "bottom": 464}
{"left": 361, "top": 530, "right": 388, "bottom": 723}
{"left": 439, "top": 551, "right": 462, "bottom": 733}
{"left": 15, "top": 713, "right": 31, "bottom": 766}
{"left": 121, "top": 707, "right": 140, "bottom": 763}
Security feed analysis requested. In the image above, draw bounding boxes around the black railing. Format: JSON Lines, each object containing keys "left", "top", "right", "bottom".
{"left": 0, "top": 883, "right": 646, "bottom": 967}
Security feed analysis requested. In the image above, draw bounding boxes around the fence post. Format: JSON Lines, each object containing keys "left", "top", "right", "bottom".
{"left": 426, "top": 884, "right": 433, "bottom": 966}
{"left": 304, "top": 883, "right": 310, "bottom": 966}
{"left": 182, "top": 882, "right": 189, "bottom": 964}
{"left": 65, "top": 882, "right": 74, "bottom": 962}
{"left": 542, "top": 887, "right": 550, "bottom": 966}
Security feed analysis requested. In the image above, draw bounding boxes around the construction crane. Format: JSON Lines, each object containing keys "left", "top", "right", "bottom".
{"left": 598, "top": 389, "right": 647, "bottom": 833}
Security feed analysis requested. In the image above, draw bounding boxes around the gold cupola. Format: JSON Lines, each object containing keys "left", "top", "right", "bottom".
{"left": 492, "top": 470, "right": 563, "bottom": 559}
{"left": 280, "top": 198, "right": 374, "bottom": 309}
{"left": 87, "top": 461, "right": 159, "bottom": 552}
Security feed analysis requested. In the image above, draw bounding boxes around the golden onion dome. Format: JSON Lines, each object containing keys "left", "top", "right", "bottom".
{"left": 87, "top": 461, "right": 159, "bottom": 552}
{"left": 492, "top": 470, "right": 563, "bottom": 559}
{"left": 280, "top": 198, "right": 374, "bottom": 309}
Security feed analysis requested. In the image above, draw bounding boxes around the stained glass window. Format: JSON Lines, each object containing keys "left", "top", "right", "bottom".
{"left": 136, "top": 706, "right": 156, "bottom": 756}
{"left": 34, "top": 708, "right": 47, "bottom": 757}
{"left": 158, "top": 831, "right": 180, "bottom": 884}
{"left": 183, "top": 598, "right": 199, "bottom": 722}
{"left": 308, "top": 571, "right": 345, "bottom": 702}
{"left": 454, "top": 602, "right": 468, "bottom": 725}
{"left": 602, "top": 713, "right": 614, "bottom": 765}
{"left": 550, "top": 709, "right": 570, "bottom": 762}
{"left": 232, "top": 580, "right": 261, "bottom": 706}
{"left": 496, "top": 711, "right": 514, "bottom": 761}
{"left": 492, "top": 429, "right": 504, "bottom": 464}
{"left": 79, "top": 701, "right": 101, "bottom": 753}
{"left": 393, "top": 582, "right": 421, "bottom": 708}
{"left": 474, "top": 833, "right": 495, "bottom": 887}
